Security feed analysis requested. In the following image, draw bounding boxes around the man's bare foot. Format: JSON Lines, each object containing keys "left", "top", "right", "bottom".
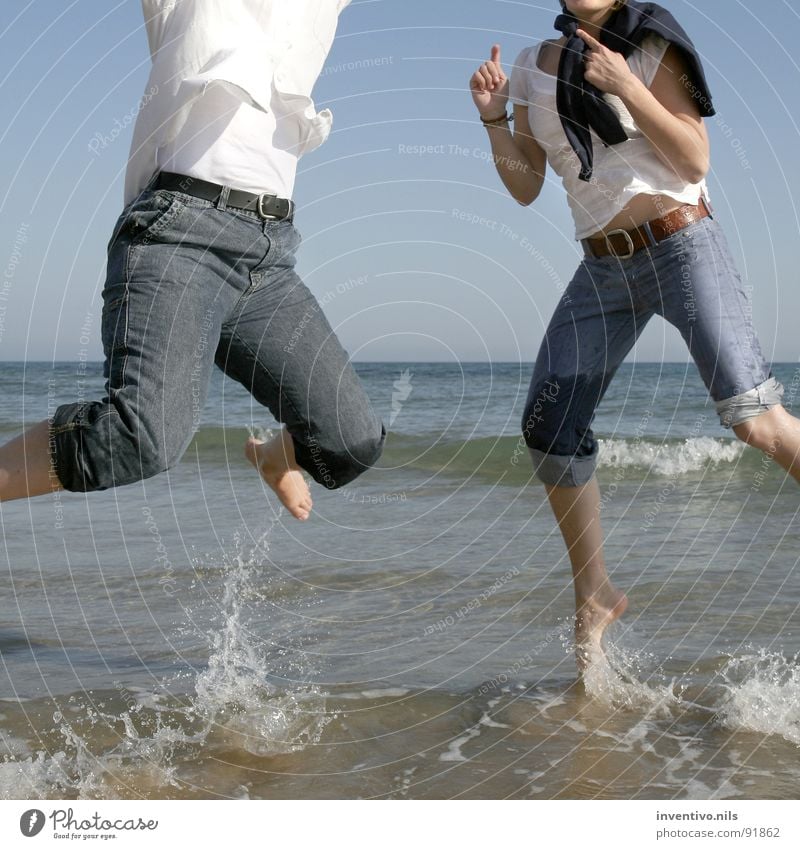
{"left": 574, "top": 584, "right": 628, "bottom": 673}
{"left": 244, "top": 429, "right": 313, "bottom": 521}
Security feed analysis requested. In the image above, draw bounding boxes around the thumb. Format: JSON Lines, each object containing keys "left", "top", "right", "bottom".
{"left": 490, "top": 43, "right": 502, "bottom": 65}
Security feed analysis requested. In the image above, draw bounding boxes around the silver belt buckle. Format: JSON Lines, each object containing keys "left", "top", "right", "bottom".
{"left": 604, "top": 228, "right": 636, "bottom": 260}
{"left": 257, "top": 193, "right": 279, "bottom": 220}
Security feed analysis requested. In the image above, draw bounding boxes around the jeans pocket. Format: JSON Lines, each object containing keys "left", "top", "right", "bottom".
{"left": 124, "top": 190, "right": 186, "bottom": 246}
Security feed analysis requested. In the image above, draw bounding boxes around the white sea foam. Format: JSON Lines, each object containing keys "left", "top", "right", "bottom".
{"left": 718, "top": 651, "right": 800, "bottom": 745}
{"left": 597, "top": 437, "right": 744, "bottom": 476}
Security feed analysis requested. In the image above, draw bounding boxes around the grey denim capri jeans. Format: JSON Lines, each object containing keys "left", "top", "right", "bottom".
{"left": 522, "top": 214, "right": 784, "bottom": 487}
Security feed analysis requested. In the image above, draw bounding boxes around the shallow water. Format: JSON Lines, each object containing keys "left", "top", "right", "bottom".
{"left": 1, "top": 362, "right": 799, "bottom": 799}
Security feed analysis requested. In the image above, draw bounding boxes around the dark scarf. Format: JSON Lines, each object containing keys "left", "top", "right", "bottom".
{"left": 554, "top": 1, "right": 715, "bottom": 181}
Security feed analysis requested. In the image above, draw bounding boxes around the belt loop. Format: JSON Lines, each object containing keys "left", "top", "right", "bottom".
{"left": 641, "top": 219, "right": 657, "bottom": 249}
{"left": 216, "top": 185, "right": 230, "bottom": 211}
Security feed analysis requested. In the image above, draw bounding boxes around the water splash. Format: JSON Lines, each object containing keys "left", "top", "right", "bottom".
{"left": 193, "top": 526, "right": 330, "bottom": 757}
{"left": 0, "top": 524, "right": 329, "bottom": 798}
{"left": 717, "top": 651, "right": 800, "bottom": 745}
{"left": 563, "top": 627, "right": 680, "bottom": 713}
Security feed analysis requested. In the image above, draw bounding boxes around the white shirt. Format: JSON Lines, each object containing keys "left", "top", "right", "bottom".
{"left": 125, "top": 0, "right": 351, "bottom": 205}
{"left": 509, "top": 34, "right": 709, "bottom": 240}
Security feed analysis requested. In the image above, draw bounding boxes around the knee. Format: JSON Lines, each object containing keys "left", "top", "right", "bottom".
{"left": 732, "top": 405, "right": 789, "bottom": 453}
{"left": 110, "top": 431, "right": 172, "bottom": 488}
{"left": 521, "top": 377, "right": 570, "bottom": 453}
{"left": 296, "top": 421, "right": 385, "bottom": 490}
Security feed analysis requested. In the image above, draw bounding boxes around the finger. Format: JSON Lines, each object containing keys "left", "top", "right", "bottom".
{"left": 471, "top": 72, "right": 486, "bottom": 92}
{"left": 490, "top": 43, "right": 501, "bottom": 66}
{"left": 576, "top": 28, "right": 602, "bottom": 50}
{"left": 491, "top": 62, "right": 507, "bottom": 83}
{"left": 479, "top": 66, "right": 495, "bottom": 89}
{"left": 486, "top": 61, "right": 502, "bottom": 82}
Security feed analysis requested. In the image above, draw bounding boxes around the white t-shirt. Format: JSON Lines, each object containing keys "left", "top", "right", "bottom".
{"left": 509, "top": 34, "right": 709, "bottom": 240}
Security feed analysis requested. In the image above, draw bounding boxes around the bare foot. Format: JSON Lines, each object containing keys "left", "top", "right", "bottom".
{"left": 244, "top": 429, "right": 313, "bottom": 521}
{"left": 574, "top": 584, "right": 628, "bottom": 673}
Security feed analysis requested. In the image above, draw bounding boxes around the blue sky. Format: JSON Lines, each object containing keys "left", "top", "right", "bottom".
{"left": 0, "top": 0, "right": 798, "bottom": 363}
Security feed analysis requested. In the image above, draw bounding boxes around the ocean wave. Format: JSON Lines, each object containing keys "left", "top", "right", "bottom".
{"left": 596, "top": 436, "right": 746, "bottom": 476}
{"left": 378, "top": 432, "right": 751, "bottom": 483}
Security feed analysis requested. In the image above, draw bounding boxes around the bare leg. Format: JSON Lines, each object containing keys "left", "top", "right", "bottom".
{"left": 545, "top": 477, "right": 628, "bottom": 671}
{"left": 733, "top": 405, "right": 800, "bottom": 482}
{"left": 244, "top": 427, "right": 313, "bottom": 521}
{"left": 0, "top": 420, "right": 62, "bottom": 502}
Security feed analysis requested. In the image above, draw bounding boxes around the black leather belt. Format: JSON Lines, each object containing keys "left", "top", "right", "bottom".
{"left": 154, "top": 171, "right": 295, "bottom": 221}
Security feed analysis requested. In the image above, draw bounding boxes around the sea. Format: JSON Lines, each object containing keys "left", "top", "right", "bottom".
{"left": 0, "top": 360, "right": 798, "bottom": 800}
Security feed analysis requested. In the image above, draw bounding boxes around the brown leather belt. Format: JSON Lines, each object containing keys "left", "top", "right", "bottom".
{"left": 582, "top": 198, "right": 711, "bottom": 260}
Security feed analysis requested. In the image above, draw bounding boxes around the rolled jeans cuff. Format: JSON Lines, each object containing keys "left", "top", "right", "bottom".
{"left": 528, "top": 445, "right": 598, "bottom": 487}
{"left": 715, "top": 376, "right": 784, "bottom": 429}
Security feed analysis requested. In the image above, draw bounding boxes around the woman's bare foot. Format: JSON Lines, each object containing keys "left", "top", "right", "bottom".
{"left": 244, "top": 428, "right": 313, "bottom": 521}
{"left": 574, "top": 584, "right": 628, "bottom": 673}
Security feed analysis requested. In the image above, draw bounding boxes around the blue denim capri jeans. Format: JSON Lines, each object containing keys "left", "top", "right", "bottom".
{"left": 522, "top": 214, "right": 784, "bottom": 487}
{"left": 49, "top": 172, "right": 385, "bottom": 492}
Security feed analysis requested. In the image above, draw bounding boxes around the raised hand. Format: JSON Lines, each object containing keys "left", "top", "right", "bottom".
{"left": 470, "top": 44, "right": 509, "bottom": 119}
{"left": 577, "top": 28, "right": 635, "bottom": 98}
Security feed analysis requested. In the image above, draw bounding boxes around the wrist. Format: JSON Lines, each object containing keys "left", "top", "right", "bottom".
{"left": 479, "top": 105, "right": 509, "bottom": 121}
{"left": 480, "top": 110, "right": 513, "bottom": 127}
{"left": 615, "top": 73, "right": 645, "bottom": 104}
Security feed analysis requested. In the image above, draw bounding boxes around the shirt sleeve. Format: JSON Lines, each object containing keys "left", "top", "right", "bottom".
{"left": 140, "top": 0, "right": 173, "bottom": 59}
{"left": 509, "top": 46, "right": 533, "bottom": 106}
{"left": 629, "top": 33, "right": 670, "bottom": 89}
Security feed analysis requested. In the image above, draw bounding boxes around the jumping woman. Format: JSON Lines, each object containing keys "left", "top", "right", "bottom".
{"left": 469, "top": 0, "right": 800, "bottom": 669}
